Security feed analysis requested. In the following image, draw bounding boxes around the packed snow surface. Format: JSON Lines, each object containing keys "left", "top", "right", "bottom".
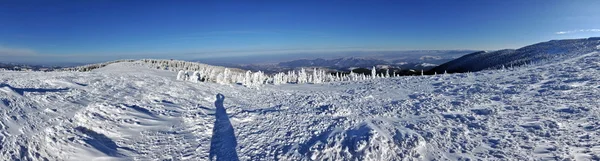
{"left": 1, "top": 53, "right": 600, "bottom": 160}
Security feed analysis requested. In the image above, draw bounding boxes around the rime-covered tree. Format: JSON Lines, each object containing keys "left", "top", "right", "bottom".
{"left": 385, "top": 69, "right": 390, "bottom": 78}
{"left": 190, "top": 71, "right": 200, "bottom": 82}
{"left": 371, "top": 66, "right": 376, "bottom": 79}
{"left": 177, "top": 70, "right": 185, "bottom": 81}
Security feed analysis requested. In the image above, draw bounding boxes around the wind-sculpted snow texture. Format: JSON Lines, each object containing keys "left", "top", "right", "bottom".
{"left": 1, "top": 52, "right": 600, "bottom": 160}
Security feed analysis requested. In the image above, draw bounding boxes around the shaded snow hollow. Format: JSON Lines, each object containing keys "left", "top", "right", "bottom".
{"left": 1, "top": 52, "right": 600, "bottom": 160}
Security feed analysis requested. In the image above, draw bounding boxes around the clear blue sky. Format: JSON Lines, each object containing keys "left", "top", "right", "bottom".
{"left": 1, "top": 0, "right": 600, "bottom": 64}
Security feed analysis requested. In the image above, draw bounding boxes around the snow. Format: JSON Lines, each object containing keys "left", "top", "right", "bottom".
{"left": 418, "top": 63, "right": 437, "bottom": 67}
{"left": 430, "top": 37, "right": 600, "bottom": 74}
{"left": 1, "top": 52, "right": 600, "bottom": 160}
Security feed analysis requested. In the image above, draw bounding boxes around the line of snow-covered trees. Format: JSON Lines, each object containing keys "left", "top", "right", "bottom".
{"left": 139, "top": 59, "right": 249, "bottom": 84}
{"left": 138, "top": 59, "right": 245, "bottom": 73}
{"left": 175, "top": 65, "right": 403, "bottom": 88}
{"left": 61, "top": 59, "right": 136, "bottom": 72}
{"left": 176, "top": 69, "right": 268, "bottom": 87}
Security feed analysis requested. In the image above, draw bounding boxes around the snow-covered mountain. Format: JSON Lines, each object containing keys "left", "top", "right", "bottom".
{"left": 1, "top": 39, "right": 600, "bottom": 160}
{"left": 428, "top": 37, "right": 600, "bottom": 74}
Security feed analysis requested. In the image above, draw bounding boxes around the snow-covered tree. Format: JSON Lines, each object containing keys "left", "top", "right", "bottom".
{"left": 184, "top": 71, "right": 190, "bottom": 81}
{"left": 312, "top": 68, "right": 318, "bottom": 84}
{"left": 177, "top": 70, "right": 185, "bottom": 81}
{"left": 371, "top": 66, "right": 377, "bottom": 79}
{"left": 244, "top": 71, "right": 252, "bottom": 86}
{"left": 298, "top": 68, "right": 308, "bottom": 84}
{"left": 385, "top": 69, "right": 390, "bottom": 78}
{"left": 223, "top": 68, "right": 230, "bottom": 84}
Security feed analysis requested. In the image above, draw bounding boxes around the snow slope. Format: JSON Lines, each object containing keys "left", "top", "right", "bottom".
{"left": 1, "top": 51, "right": 600, "bottom": 160}
{"left": 428, "top": 37, "right": 600, "bottom": 74}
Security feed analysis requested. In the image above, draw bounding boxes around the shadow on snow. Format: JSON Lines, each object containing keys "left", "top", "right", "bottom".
{"left": 75, "top": 126, "right": 123, "bottom": 157}
{"left": 0, "top": 83, "right": 69, "bottom": 96}
{"left": 209, "top": 93, "right": 240, "bottom": 161}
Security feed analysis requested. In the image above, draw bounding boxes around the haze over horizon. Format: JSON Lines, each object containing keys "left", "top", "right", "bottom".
{"left": 1, "top": 0, "right": 600, "bottom": 64}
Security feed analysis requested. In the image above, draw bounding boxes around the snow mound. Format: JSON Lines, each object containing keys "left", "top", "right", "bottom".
{"left": 288, "top": 121, "right": 426, "bottom": 161}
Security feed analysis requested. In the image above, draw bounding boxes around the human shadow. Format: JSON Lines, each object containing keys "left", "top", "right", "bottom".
{"left": 209, "top": 94, "right": 240, "bottom": 161}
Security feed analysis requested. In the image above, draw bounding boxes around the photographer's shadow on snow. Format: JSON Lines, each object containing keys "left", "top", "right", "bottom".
{"left": 209, "top": 93, "right": 240, "bottom": 161}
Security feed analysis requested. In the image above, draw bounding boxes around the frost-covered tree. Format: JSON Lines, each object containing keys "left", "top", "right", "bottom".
{"left": 312, "top": 68, "right": 318, "bottom": 84}
{"left": 371, "top": 66, "right": 377, "bottom": 79}
{"left": 177, "top": 70, "right": 185, "bottom": 81}
{"left": 298, "top": 68, "right": 308, "bottom": 84}
{"left": 184, "top": 71, "right": 190, "bottom": 81}
{"left": 216, "top": 73, "right": 224, "bottom": 84}
{"left": 385, "top": 69, "right": 390, "bottom": 78}
{"left": 222, "top": 68, "right": 230, "bottom": 84}
{"left": 244, "top": 71, "right": 252, "bottom": 86}
{"left": 190, "top": 71, "right": 200, "bottom": 82}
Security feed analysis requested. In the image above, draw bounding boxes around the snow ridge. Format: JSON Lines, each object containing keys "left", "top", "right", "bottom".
{"left": 428, "top": 37, "right": 600, "bottom": 74}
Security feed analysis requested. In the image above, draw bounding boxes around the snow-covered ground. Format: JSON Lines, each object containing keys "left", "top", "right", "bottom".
{"left": 1, "top": 52, "right": 600, "bottom": 160}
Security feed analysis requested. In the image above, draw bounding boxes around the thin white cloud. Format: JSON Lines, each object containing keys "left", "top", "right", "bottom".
{"left": 555, "top": 29, "right": 600, "bottom": 35}
{"left": 170, "top": 30, "right": 332, "bottom": 40}
{"left": 0, "top": 46, "right": 36, "bottom": 56}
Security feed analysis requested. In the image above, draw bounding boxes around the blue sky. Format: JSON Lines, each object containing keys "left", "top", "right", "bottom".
{"left": 1, "top": 0, "right": 600, "bottom": 64}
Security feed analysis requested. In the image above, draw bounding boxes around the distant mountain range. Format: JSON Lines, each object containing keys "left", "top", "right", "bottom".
{"left": 278, "top": 57, "right": 388, "bottom": 69}
{"left": 213, "top": 50, "right": 475, "bottom": 74}
{"left": 427, "top": 37, "right": 600, "bottom": 74}
{"left": 223, "top": 38, "right": 600, "bottom": 75}
{"left": 0, "top": 62, "right": 63, "bottom": 71}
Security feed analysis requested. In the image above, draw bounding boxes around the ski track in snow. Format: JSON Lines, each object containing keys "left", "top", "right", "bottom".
{"left": 0, "top": 52, "right": 600, "bottom": 160}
